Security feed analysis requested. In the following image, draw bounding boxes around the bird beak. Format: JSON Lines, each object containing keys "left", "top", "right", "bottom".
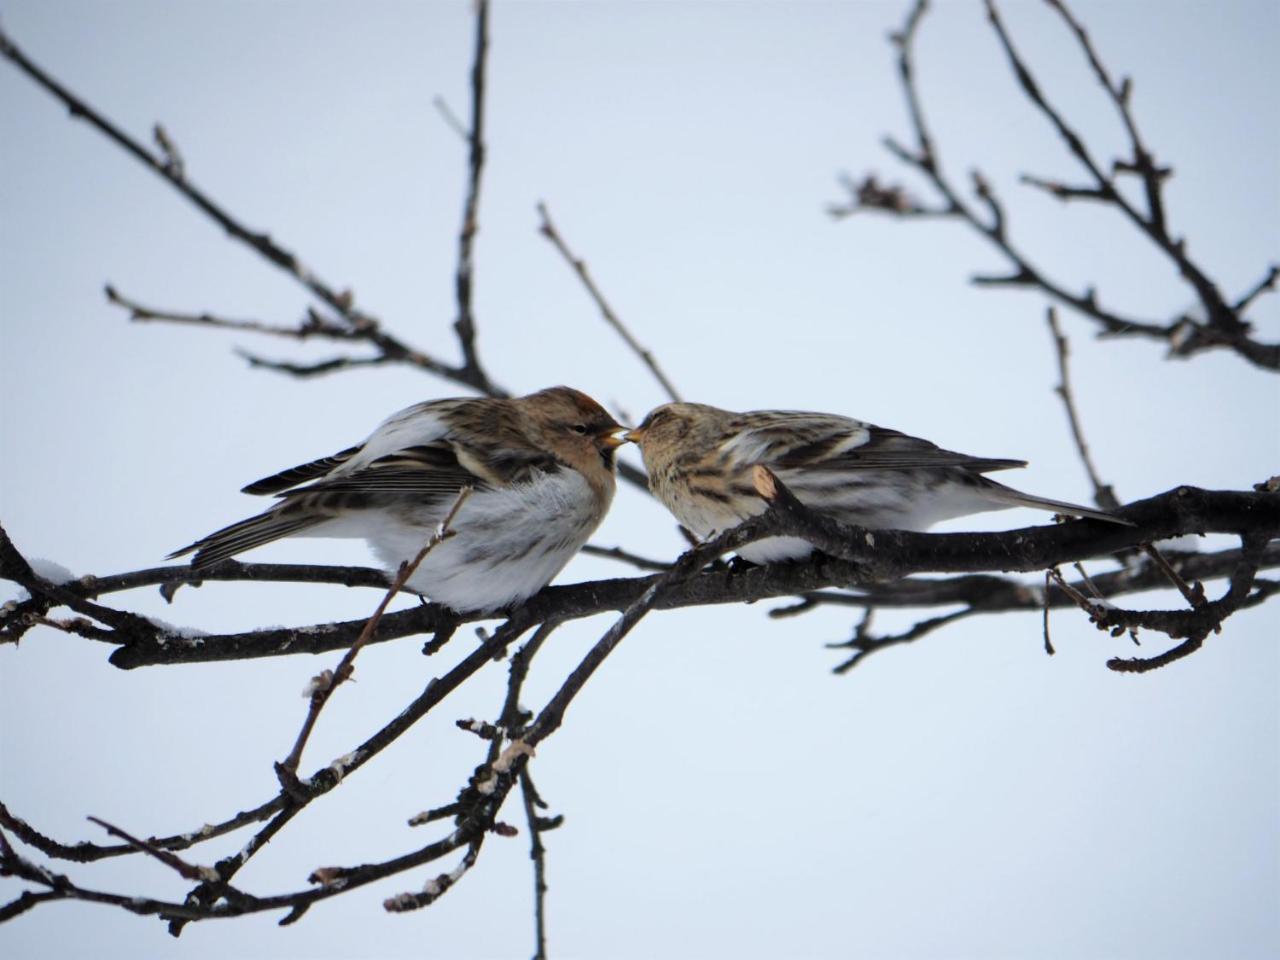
{"left": 621, "top": 427, "right": 643, "bottom": 445}
{"left": 599, "top": 429, "right": 628, "bottom": 449}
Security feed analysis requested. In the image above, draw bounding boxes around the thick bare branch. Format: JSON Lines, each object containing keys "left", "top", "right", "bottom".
{"left": 7, "top": 487, "right": 1274, "bottom": 669}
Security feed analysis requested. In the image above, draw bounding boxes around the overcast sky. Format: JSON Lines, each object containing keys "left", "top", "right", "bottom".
{"left": 2, "top": 1, "right": 1277, "bottom": 958}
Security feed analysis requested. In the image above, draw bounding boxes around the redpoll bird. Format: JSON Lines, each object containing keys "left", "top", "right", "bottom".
{"left": 626, "top": 402, "right": 1128, "bottom": 564}
{"left": 169, "top": 387, "right": 624, "bottom": 611}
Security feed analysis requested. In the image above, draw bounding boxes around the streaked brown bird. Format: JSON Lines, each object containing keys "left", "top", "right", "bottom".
{"left": 170, "top": 387, "right": 624, "bottom": 611}
{"left": 627, "top": 402, "right": 1128, "bottom": 563}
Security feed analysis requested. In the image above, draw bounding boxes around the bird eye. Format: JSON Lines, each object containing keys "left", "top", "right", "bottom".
{"left": 571, "top": 423, "right": 589, "bottom": 435}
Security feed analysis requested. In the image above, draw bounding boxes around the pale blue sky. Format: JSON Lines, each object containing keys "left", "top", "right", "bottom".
{"left": 2, "top": 2, "right": 1277, "bottom": 958}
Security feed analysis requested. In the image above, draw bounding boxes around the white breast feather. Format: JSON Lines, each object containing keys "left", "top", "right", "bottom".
{"left": 350, "top": 468, "right": 606, "bottom": 611}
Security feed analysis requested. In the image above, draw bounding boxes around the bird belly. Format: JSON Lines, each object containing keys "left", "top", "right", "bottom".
{"left": 737, "top": 471, "right": 1013, "bottom": 563}
{"left": 659, "top": 480, "right": 808, "bottom": 562}
{"left": 361, "top": 471, "right": 606, "bottom": 612}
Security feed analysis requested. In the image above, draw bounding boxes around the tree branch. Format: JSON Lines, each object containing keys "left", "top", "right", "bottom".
{"left": 450, "top": 0, "right": 497, "bottom": 394}
{"left": 831, "top": 0, "right": 1280, "bottom": 370}
{"left": 0, "top": 20, "right": 508, "bottom": 394}
{"left": 279, "top": 488, "right": 472, "bottom": 774}
{"left": 7, "top": 486, "right": 1274, "bottom": 669}
{"left": 1045, "top": 307, "right": 1119, "bottom": 509}
{"left": 537, "top": 201, "right": 683, "bottom": 403}
{"left": 984, "top": 0, "right": 1243, "bottom": 342}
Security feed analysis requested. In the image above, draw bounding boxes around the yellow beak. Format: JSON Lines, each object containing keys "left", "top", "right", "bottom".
{"left": 599, "top": 430, "right": 629, "bottom": 449}
{"left": 621, "top": 427, "right": 644, "bottom": 444}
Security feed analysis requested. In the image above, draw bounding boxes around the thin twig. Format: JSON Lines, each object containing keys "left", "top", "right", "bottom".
{"left": 1042, "top": 570, "right": 1054, "bottom": 655}
{"left": 1044, "top": 310, "right": 1213, "bottom": 614}
{"left": 537, "top": 201, "right": 682, "bottom": 403}
{"left": 523, "top": 517, "right": 799, "bottom": 746}
{"left": 106, "top": 286, "right": 358, "bottom": 341}
{"left": 986, "top": 0, "right": 1275, "bottom": 363}
{"left": 489, "top": 621, "right": 559, "bottom": 955}
{"left": 166, "top": 606, "right": 542, "bottom": 934}
{"left": 152, "top": 123, "right": 184, "bottom": 178}
{"left": 1232, "top": 264, "right": 1279, "bottom": 314}
{"left": 829, "top": 608, "right": 974, "bottom": 674}
{"left": 864, "top": 2, "right": 1172, "bottom": 346}
{"left": 85, "top": 818, "right": 219, "bottom": 884}
{"left": 450, "top": 0, "right": 495, "bottom": 393}
{"left": 1045, "top": 307, "right": 1120, "bottom": 509}
{"left": 520, "top": 769, "right": 557, "bottom": 960}
{"left": 1041, "top": 0, "right": 1167, "bottom": 233}
{"left": 235, "top": 351, "right": 395, "bottom": 378}
{"left": 432, "top": 95, "right": 470, "bottom": 141}
{"left": 1107, "top": 534, "right": 1270, "bottom": 672}
{"left": 580, "top": 543, "right": 671, "bottom": 571}
{"left": 0, "top": 28, "right": 363, "bottom": 329}
{"left": 0, "top": 23, "right": 510, "bottom": 392}
{"left": 833, "top": 0, "right": 1280, "bottom": 370}
{"left": 279, "top": 487, "right": 473, "bottom": 774}
{"left": 1139, "top": 543, "right": 1206, "bottom": 610}
{"left": 0, "top": 796, "right": 283, "bottom": 864}
{"left": 499, "top": 622, "right": 557, "bottom": 733}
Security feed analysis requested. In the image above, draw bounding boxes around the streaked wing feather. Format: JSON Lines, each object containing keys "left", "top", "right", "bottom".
{"left": 241, "top": 445, "right": 361, "bottom": 495}
{"left": 296, "top": 443, "right": 488, "bottom": 500}
{"left": 170, "top": 419, "right": 568, "bottom": 567}
{"left": 733, "top": 417, "right": 1027, "bottom": 475}
{"left": 168, "top": 512, "right": 325, "bottom": 567}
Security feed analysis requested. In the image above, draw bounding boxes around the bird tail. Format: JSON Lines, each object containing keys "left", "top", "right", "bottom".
{"left": 167, "top": 508, "right": 324, "bottom": 567}
{"left": 987, "top": 480, "right": 1133, "bottom": 526}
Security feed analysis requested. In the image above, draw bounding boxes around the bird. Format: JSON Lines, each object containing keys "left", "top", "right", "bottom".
{"left": 169, "top": 386, "right": 625, "bottom": 612}
{"left": 625, "top": 402, "right": 1129, "bottom": 564}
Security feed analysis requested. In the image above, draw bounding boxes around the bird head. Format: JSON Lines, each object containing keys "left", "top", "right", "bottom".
{"left": 624, "top": 402, "right": 729, "bottom": 471}
{"left": 521, "top": 386, "right": 626, "bottom": 473}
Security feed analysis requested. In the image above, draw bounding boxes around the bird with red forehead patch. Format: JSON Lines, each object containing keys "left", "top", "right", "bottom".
{"left": 170, "top": 387, "right": 625, "bottom": 611}
{"left": 627, "top": 402, "right": 1129, "bottom": 564}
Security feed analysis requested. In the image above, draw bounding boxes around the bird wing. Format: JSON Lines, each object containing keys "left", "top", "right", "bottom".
{"left": 171, "top": 398, "right": 563, "bottom": 567}
{"left": 240, "top": 398, "right": 559, "bottom": 500}
{"left": 722, "top": 411, "right": 1026, "bottom": 474}
{"left": 288, "top": 443, "right": 490, "bottom": 500}
{"left": 235, "top": 399, "right": 461, "bottom": 496}
{"left": 276, "top": 432, "right": 561, "bottom": 504}
{"left": 241, "top": 445, "right": 361, "bottom": 495}
{"left": 169, "top": 442, "right": 501, "bottom": 567}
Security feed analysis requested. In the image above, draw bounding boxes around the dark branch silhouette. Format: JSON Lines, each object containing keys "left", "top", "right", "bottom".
{"left": 0, "top": 17, "right": 503, "bottom": 394}
{"left": 537, "top": 201, "right": 684, "bottom": 404}
{"left": 828, "top": 0, "right": 1279, "bottom": 370}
